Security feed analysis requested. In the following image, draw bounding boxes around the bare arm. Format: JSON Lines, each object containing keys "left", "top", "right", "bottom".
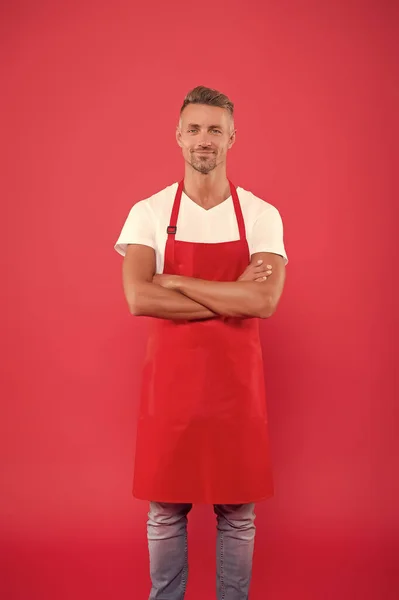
{"left": 122, "top": 244, "right": 217, "bottom": 320}
{"left": 156, "top": 253, "right": 286, "bottom": 319}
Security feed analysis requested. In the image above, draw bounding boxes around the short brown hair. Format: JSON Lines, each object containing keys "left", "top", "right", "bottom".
{"left": 180, "top": 85, "right": 234, "bottom": 118}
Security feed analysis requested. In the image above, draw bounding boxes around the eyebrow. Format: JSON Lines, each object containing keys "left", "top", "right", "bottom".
{"left": 186, "top": 123, "right": 223, "bottom": 129}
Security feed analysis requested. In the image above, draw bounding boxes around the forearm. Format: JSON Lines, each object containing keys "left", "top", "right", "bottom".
{"left": 127, "top": 281, "right": 217, "bottom": 320}
{"left": 174, "top": 277, "right": 271, "bottom": 318}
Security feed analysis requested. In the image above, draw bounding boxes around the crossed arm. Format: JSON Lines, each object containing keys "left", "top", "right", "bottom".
{"left": 122, "top": 244, "right": 286, "bottom": 320}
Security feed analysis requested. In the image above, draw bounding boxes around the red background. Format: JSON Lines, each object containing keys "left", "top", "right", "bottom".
{"left": 1, "top": 1, "right": 397, "bottom": 598}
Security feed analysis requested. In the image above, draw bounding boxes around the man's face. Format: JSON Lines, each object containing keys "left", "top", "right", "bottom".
{"left": 176, "top": 104, "right": 236, "bottom": 174}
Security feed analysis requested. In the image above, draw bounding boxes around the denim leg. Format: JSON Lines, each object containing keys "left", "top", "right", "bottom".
{"left": 147, "top": 501, "right": 193, "bottom": 600}
{"left": 214, "top": 503, "right": 256, "bottom": 600}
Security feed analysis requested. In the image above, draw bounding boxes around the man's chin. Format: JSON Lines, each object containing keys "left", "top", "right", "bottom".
{"left": 191, "top": 160, "right": 217, "bottom": 174}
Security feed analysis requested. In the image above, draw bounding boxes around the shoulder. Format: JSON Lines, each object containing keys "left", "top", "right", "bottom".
{"left": 237, "top": 185, "right": 283, "bottom": 221}
{"left": 131, "top": 182, "right": 178, "bottom": 217}
{"left": 237, "top": 185, "right": 288, "bottom": 264}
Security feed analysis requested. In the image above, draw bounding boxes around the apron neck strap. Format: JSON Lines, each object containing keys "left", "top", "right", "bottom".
{"left": 229, "top": 180, "right": 246, "bottom": 241}
{"left": 167, "top": 180, "right": 184, "bottom": 234}
{"left": 167, "top": 180, "right": 246, "bottom": 241}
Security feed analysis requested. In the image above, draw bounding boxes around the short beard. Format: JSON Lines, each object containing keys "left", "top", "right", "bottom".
{"left": 190, "top": 155, "right": 217, "bottom": 174}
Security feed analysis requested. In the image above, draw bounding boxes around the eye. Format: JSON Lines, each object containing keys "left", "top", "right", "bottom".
{"left": 211, "top": 129, "right": 222, "bottom": 134}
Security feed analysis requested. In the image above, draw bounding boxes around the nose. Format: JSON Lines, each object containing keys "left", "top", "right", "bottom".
{"left": 197, "top": 132, "right": 212, "bottom": 147}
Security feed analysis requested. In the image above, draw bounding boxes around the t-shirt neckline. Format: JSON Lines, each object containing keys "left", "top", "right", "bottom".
{"left": 181, "top": 188, "right": 234, "bottom": 213}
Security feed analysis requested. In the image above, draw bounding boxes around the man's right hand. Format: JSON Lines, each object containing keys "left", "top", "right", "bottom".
{"left": 238, "top": 260, "right": 273, "bottom": 283}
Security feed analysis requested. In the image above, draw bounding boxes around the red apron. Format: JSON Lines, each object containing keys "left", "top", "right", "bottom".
{"left": 132, "top": 180, "right": 274, "bottom": 504}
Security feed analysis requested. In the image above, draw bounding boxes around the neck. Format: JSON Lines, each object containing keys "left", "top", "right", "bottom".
{"left": 183, "top": 166, "right": 231, "bottom": 208}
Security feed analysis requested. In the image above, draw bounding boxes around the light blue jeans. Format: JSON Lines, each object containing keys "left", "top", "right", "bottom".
{"left": 147, "top": 501, "right": 256, "bottom": 599}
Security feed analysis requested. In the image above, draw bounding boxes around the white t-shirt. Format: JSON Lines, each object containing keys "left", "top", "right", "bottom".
{"left": 114, "top": 182, "right": 288, "bottom": 274}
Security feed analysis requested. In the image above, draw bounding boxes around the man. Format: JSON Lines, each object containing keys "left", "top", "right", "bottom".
{"left": 114, "top": 85, "right": 288, "bottom": 600}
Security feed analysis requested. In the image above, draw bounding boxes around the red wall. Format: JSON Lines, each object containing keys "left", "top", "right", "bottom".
{"left": 1, "top": 1, "right": 397, "bottom": 598}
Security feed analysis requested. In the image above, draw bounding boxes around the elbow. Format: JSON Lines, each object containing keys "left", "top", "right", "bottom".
{"left": 128, "top": 302, "right": 140, "bottom": 316}
{"left": 127, "top": 290, "right": 143, "bottom": 316}
{"left": 126, "top": 281, "right": 154, "bottom": 316}
{"left": 256, "top": 296, "right": 275, "bottom": 319}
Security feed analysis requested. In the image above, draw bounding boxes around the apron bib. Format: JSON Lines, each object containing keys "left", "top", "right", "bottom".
{"left": 133, "top": 180, "right": 274, "bottom": 504}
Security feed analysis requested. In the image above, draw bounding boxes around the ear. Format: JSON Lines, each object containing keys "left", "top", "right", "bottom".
{"left": 228, "top": 128, "right": 236, "bottom": 149}
{"left": 176, "top": 126, "right": 183, "bottom": 148}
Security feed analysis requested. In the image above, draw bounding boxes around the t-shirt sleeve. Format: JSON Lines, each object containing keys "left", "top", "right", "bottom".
{"left": 249, "top": 206, "right": 288, "bottom": 265}
{"left": 114, "top": 200, "right": 156, "bottom": 257}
